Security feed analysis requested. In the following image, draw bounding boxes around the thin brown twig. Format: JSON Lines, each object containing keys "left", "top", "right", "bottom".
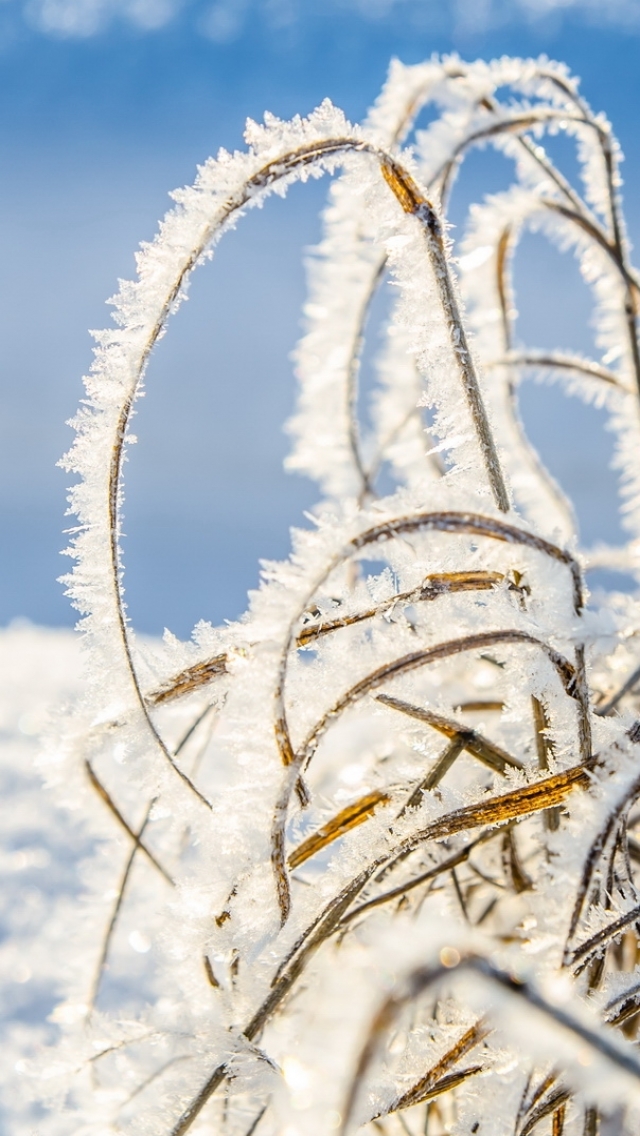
{"left": 594, "top": 661, "right": 640, "bottom": 717}
{"left": 532, "top": 696, "right": 560, "bottom": 831}
{"left": 297, "top": 570, "right": 509, "bottom": 647}
{"left": 341, "top": 827, "right": 507, "bottom": 925}
{"left": 377, "top": 693, "right": 523, "bottom": 774}
{"left": 88, "top": 802, "right": 155, "bottom": 1011}
{"left": 147, "top": 654, "right": 228, "bottom": 705}
{"left": 399, "top": 735, "right": 468, "bottom": 813}
{"left": 569, "top": 901, "right": 640, "bottom": 968}
{"left": 434, "top": 109, "right": 598, "bottom": 206}
{"left": 486, "top": 352, "right": 628, "bottom": 391}
{"left": 84, "top": 761, "right": 174, "bottom": 885}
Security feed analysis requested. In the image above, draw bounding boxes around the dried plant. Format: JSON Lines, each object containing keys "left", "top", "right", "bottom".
{"left": 40, "top": 54, "right": 640, "bottom": 1136}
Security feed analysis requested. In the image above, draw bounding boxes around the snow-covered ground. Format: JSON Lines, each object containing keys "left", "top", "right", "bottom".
{"left": 0, "top": 622, "right": 87, "bottom": 1132}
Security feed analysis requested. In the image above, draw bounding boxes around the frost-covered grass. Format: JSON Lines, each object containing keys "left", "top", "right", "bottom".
{"left": 9, "top": 53, "right": 640, "bottom": 1136}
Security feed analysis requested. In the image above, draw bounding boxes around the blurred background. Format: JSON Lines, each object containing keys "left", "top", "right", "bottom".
{"left": 1, "top": 0, "right": 640, "bottom": 639}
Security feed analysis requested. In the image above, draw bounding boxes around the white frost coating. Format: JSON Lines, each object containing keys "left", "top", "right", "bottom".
{"left": 14, "top": 53, "right": 640, "bottom": 1136}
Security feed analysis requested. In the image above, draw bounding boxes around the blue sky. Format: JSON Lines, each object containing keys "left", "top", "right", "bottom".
{"left": 2, "top": 0, "right": 640, "bottom": 636}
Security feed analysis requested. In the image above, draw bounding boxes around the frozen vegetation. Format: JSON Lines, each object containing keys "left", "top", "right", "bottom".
{"left": 6, "top": 53, "right": 640, "bottom": 1135}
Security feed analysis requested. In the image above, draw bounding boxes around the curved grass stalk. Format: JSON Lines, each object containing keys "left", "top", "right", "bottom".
{"left": 93, "top": 135, "right": 510, "bottom": 818}
{"left": 539, "top": 198, "right": 640, "bottom": 301}
{"left": 299, "top": 628, "right": 581, "bottom": 770}
{"left": 347, "top": 513, "right": 583, "bottom": 612}
{"left": 152, "top": 506, "right": 582, "bottom": 758}
{"left": 486, "top": 353, "right": 629, "bottom": 392}
{"left": 433, "top": 109, "right": 599, "bottom": 206}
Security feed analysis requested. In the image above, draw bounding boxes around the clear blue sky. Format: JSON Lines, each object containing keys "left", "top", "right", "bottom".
{"left": 1, "top": 1, "right": 639, "bottom": 636}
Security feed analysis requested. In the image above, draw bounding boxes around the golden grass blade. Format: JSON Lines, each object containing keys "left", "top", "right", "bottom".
{"left": 552, "top": 1105, "right": 567, "bottom": 1136}
{"left": 146, "top": 653, "right": 228, "bottom": 705}
{"left": 390, "top": 1021, "right": 489, "bottom": 1114}
{"left": 419, "top": 761, "right": 593, "bottom": 841}
{"left": 288, "top": 790, "right": 391, "bottom": 869}
{"left": 455, "top": 700, "right": 504, "bottom": 712}
{"left": 390, "top": 1066, "right": 483, "bottom": 1114}
{"left": 520, "top": 1090, "right": 571, "bottom": 1136}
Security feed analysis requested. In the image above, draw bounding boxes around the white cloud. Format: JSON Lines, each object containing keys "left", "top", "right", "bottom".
{"left": 21, "top": 0, "right": 640, "bottom": 39}
{"left": 25, "top": 0, "right": 181, "bottom": 35}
